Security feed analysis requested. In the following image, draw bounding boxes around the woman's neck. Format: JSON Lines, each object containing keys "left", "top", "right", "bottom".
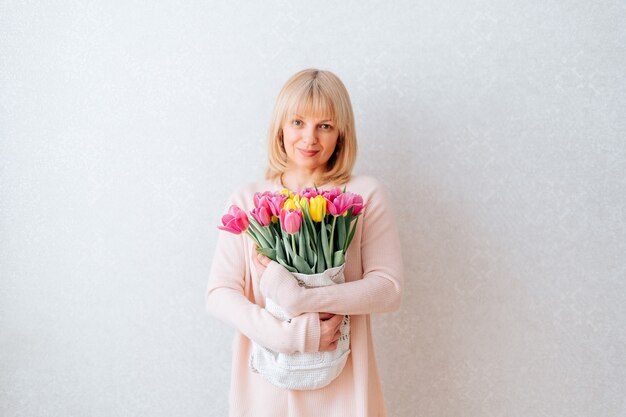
{"left": 280, "top": 171, "right": 331, "bottom": 191}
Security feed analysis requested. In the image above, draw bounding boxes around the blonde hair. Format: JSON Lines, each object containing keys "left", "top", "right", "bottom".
{"left": 264, "top": 68, "right": 357, "bottom": 187}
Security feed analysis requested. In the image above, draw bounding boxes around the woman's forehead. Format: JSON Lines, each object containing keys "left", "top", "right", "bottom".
{"left": 288, "top": 112, "right": 334, "bottom": 122}
{"left": 288, "top": 102, "right": 334, "bottom": 120}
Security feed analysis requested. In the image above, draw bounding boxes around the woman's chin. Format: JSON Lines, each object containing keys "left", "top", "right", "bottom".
{"left": 296, "top": 162, "right": 325, "bottom": 171}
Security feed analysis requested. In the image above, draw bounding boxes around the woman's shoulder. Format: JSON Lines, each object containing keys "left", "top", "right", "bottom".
{"left": 347, "top": 175, "right": 395, "bottom": 217}
{"left": 224, "top": 179, "right": 276, "bottom": 210}
{"left": 347, "top": 174, "right": 383, "bottom": 189}
{"left": 346, "top": 174, "right": 389, "bottom": 197}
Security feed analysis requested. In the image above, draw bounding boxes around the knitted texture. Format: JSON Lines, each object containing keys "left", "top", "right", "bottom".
{"left": 205, "top": 175, "right": 403, "bottom": 417}
{"left": 250, "top": 263, "right": 351, "bottom": 390}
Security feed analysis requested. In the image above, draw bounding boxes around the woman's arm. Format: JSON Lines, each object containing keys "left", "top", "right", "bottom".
{"left": 205, "top": 195, "right": 321, "bottom": 354}
{"left": 259, "top": 181, "right": 404, "bottom": 316}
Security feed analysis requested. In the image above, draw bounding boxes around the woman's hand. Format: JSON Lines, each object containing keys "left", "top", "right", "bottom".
{"left": 254, "top": 245, "right": 342, "bottom": 350}
{"left": 318, "top": 313, "right": 343, "bottom": 352}
{"left": 253, "top": 245, "right": 305, "bottom": 316}
{"left": 253, "top": 246, "right": 272, "bottom": 279}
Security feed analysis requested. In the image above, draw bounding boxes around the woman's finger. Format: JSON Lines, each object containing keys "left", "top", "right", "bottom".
{"left": 252, "top": 251, "right": 263, "bottom": 269}
{"left": 254, "top": 246, "right": 271, "bottom": 267}
{"left": 334, "top": 329, "right": 341, "bottom": 342}
{"left": 319, "top": 312, "right": 335, "bottom": 320}
{"left": 258, "top": 253, "right": 271, "bottom": 267}
{"left": 331, "top": 314, "right": 343, "bottom": 328}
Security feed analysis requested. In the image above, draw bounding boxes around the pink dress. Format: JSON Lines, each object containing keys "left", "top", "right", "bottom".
{"left": 205, "top": 174, "right": 404, "bottom": 417}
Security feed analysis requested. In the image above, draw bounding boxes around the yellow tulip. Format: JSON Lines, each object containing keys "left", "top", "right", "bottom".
{"left": 283, "top": 198, "right": 299, "bottom": 211}
{"left": 299, "top": 197, "right": 309, "bottom": 211}
{"left": 309, "top": 195, "right": 327, "bottom": 222}
{"left": 279, "top": 188, "right": 292, "bottom": 198}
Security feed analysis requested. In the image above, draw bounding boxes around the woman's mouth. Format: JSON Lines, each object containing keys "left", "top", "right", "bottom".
{"left": 299, "top": 149, "right": 319, "bottom": 157}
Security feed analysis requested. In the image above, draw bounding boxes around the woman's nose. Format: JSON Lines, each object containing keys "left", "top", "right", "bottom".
{"left": 302, "top": 125, "right": 318, "bottom": 143}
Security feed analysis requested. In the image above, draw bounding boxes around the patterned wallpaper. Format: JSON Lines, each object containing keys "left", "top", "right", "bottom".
{"left": 1, "top": 1, "right": 624, "bottom": 416}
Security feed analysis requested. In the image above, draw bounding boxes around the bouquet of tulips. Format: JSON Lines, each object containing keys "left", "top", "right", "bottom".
{"left": 218, "top": 185, "right": 366, "bottom": 275}
{"left": 217, "top": 184, "right": 367, "bottom": 390}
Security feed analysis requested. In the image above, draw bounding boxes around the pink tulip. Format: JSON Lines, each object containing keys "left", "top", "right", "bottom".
{"left": 351, "top": 194, "right": 366, "bottom": 215}
{"left": 300, "top": 187, "right": 322, "bottom": 199}
{"left": 325, "top": 192, "right": 358, "bottom": 217}
{"left": 253, "top": 192, "right": 274, "bottom": 211}
{"left": 250, "top": 206, "right": 272, "bottom": 227}
{"left": 280, "top": 208, "right": 302, "bottom": 234}
{"left": 321, "top": 187, "right": 342, "bottom": 202}
{"left": 267, "top": 193, "right": 287, "bottom": 217}
{"left": 218, "top": 205, "right": 249, "bottom": 234}
{"left": 252, "top": 193, "right": 273, "bottom": 224}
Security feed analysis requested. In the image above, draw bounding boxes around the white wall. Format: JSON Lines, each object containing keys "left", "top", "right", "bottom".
{"left": 1, "top": 1, "right": 624, "bottom": 416}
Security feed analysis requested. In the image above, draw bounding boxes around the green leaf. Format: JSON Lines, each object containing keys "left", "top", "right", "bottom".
{"left": 302, "top": 200, "right": 310, "bottom": 218}
{"left": 337, "top": 215, "right": 346, "bottom": 251}
{"left": 320, "top": 216, "right": 331, "bottom": 267}
{"left": 275, "top": 235, "right": 286, "bottom": 262}
{"left": 293, "top": 254, "right": 313, "bottom": 274}
{"left": 298, "top": 228, "right": 306, "bottom": 259}
{"left": 344, "top": 218, "right": 359, "bottom": 252}
{"left": 301, "top": 202, "right": 317, "bottom": 245}
{"left": 257, "top": 247, "right": 276, "bottom": 261}
{"left": 302, "top": 222, "right": 315, "bottom": 266}
{"left": 283, "top": 235, "right": 294, "bottom": 264}
{"left": 316, "top": 233, "right": 326, "bottom": 273}
{"left": 262, "top": 219, "right": 277, "bottom": 244}
{"left": 306, "top": 237, "right": 315, "bottom": 268}
{"left": 344, "top": 208, "right": 354, "bottom": 241}
{"left": 277, "top": 257, "right": 298, "bottom": 273}
{"left": 333, "top": 250, "right": 345, "bottom": 268}
{"left": 270, "top": 221, "right": 281, "bottom": 241}
{"left": 329, "top": 216, "right": 337, "bottom": 254}
{"left": 306, "top": 215, "right": 317, "bottom": 245}
{"left": 248, "top": 218, "right": 272, "bottom": 247}
{"left": 244, "top": 229, "right": 261, "bottom": 248}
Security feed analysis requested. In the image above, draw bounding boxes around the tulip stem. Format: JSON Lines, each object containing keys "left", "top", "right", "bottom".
{"left": 291, "top": 233, "right": 296, "bottom": 257}
{"left": 329, "top": 216, "right": 337, "bottom": 259}
{"left": 246, "top": 230, "right": 261, "bottom": 248}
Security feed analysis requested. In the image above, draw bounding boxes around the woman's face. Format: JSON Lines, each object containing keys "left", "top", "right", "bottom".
{"left": 281, "top": 114, "right": 339, "bottom": 171}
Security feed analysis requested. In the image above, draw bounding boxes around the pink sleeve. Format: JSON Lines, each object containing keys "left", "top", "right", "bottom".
{"left": 260, "top": 181, "right": 404, "bottom": 316}
{"left": 205, "top": 194, "right": 321, "bottom": 354}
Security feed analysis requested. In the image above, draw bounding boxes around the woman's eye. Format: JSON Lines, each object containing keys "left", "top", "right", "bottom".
{"left": 320, "top": 124, "right": 332, "bottom": 129}
{"left": 292, "top": 120, "right": 302, "bottom": 126}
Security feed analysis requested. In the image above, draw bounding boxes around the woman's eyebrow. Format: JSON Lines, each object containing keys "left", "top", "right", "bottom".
{"left": 294, "top": 114, "right": 333, "bottom": 123}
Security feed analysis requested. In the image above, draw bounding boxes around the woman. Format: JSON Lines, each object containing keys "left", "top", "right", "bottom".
{"left": 206, "top": 68, "right": 404, "bottom": 417}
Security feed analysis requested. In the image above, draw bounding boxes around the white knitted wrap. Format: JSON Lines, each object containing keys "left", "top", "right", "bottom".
{"left": 249, "top": 263, "right": 351, "bottom": 390}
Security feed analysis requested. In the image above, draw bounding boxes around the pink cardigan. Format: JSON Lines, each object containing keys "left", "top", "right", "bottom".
{"left": 205, "top": 174, "right": 404, "bottom": 417}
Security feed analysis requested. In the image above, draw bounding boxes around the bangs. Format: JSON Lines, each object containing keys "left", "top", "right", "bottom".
{"left": 283, "top": 82, "right": 337, "bottom": 124}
